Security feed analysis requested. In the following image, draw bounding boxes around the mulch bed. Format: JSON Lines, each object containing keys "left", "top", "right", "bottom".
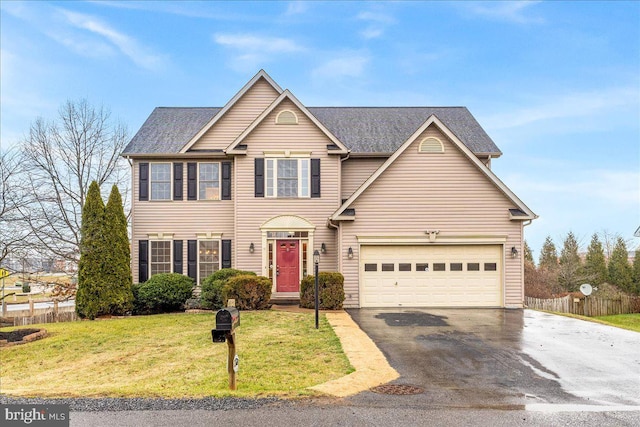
{"left": 0, "top": 328, "right": 47, "bottom": 347}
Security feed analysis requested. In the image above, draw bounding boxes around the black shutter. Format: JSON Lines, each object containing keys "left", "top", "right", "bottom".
{"left": 311, "top": 158, "right": 321, "bottom": 198}
{"left": 173, "top": 240, "right": 183, "bottom": 274}
{"left": 139, "top": 240, "right": 148, "bottom": 283}
{"left": 173, "top": 163, "right": 183, "bottom": 201}
{"left": 139, "top": 163, "right": 149, "bottom": 201}
{"left": 254, "top": 158, "right": 264, "bottom": 198}
{"left": 222, "top": 240, "right": 232, "bottom": 269}
{"left": 222, "top": 161, "right": 232, "bottom": 200}
{"left": 187, "top": 240, "right": 197, "bottom": 282}
{"left": 187, "top": 163, "right": 197, "bottom": 200}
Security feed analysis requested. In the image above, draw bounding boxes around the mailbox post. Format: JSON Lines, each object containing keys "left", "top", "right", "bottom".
{"left": 211, "top": 307, "right": 240, "bottom": 390}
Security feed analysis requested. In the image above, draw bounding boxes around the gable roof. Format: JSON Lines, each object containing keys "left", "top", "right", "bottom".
{"left": 331, "top": 115, "right": 536, "bottom": 221}
{"left": 226, "top": 90, "right": 349, "bottom": 154}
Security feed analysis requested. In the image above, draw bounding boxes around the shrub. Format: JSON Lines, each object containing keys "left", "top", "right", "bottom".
{"left": 21, "top": 283, "right": 31, "bottom": 293}
{"left": 300, "top": 272, "right": 345, "bottom": 310}
{"left": 132, "top": 273, "right": 194, "bottom": 315}
{"left": 201, "top": 269, "right": 256, "bottom": 310}
{"left": 223, "top": 275, "right": 272, "bottom": 310}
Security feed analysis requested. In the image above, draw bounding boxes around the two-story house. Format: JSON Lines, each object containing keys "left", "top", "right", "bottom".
{"left": 122, "top": 70, "right": 536, "bottom": 308}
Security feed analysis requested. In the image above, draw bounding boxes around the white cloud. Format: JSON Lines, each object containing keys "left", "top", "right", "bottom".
{"left": 285, "top": 1, "right": 309, "bottom": 16}
{"left": 312, "top": 55, "right": 370, "bottom": 80}
{"left": 213, "top": 33, "right": 304, "bottom": 72}
{"left": 482, "top": 87, "right": 639, "bottom": 130}
{"left": 60, "top": 10, "right": 165, "bottom": 70}
{"left": 461, "top": 1, "right": 544, "bottom": 24}
{"left": 356, "top": 9, "right": 396, "bottom": 39}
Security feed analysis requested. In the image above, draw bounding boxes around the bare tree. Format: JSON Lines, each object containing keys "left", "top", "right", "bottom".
{"left": 19, "top": 99, "right": 130, "bottom": 265}
{"left": 0, "top": 148, "right": 31, "bottom": 267}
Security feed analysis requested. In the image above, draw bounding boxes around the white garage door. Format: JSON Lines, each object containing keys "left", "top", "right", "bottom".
{"left": 360, "top": 245, "right": 503, "bottom": 307}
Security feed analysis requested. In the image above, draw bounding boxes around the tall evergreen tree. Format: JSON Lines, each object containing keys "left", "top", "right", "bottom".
{"left": 538, "top": 236, "right": 558, "bottom": 271}
{"left": 633, "top": 250, "right": 640, "bottom": 295}
{"left": 558, "top": 232, "right": 583, "bottom": 292}
{"left": 584, "top": 233, "right": 608, "bottom": 285}
{"left": 608, "top": 237, "right": 633, "bottom": 293}
{"left": 104, "top": 185, "right": 134, "bottom": 314}
{"left": 524, "top": 240, "right": 534, "bottom": 266}
{"left": 76, "top": 181, "right": 106, "bottom": 319}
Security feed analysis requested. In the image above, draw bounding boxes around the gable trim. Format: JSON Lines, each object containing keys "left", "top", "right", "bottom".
{"left": 330, "top": 115, "right": 537, "bottom": 221}
{"left": 226, "top": 90, "right": 349, "bottom": 155}
{"left": 179, "top": 70, "right": 283, "bottom": 154}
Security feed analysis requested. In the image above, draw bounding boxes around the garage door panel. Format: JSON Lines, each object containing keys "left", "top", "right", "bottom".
{"left": 361, "top": 245, "right": 502, "bottom": 308}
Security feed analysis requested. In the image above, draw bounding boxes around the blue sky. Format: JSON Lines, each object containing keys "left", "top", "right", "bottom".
{"left": 1, "top": 1, "right": 639, "bottom": 257}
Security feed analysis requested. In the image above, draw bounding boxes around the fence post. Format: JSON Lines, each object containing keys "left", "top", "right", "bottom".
{"left": 53, "top": 300, "right": 59, "bottom": 322}
{"left": 29, "top": 298, "right": 34, "bottom": 316}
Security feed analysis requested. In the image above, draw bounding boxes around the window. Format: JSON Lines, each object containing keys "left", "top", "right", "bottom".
{"left": 199, "top": 240, "right": 220, "bottom": 283}
{"left": 265, "top": 158, "right": 310, "bottom": 198}
{"left": 399, "top": 263, "right": 412, "bottom": 271}
{"left": 364, "top": 263, "right": 377, "bottom": 272}
{"left": 450, "top": 263, "right": 463, "bottom": 271}
{"left": 484, "top": 263, "right": 497, "bottom": 271}
{"left": 433, "top": 263, "right": 446, "bottom": 271}
{"left": 416, "top": 263, "right": 429, "bottom": 272}
{"left": 199, "top": 163, "right": 220, "bottom": 200}
{"left": 382, "top": 263, "right": 394, "bottom": 272}
{"left": 150, "top": 163, "right": 171, "bottom": 200}
{"left": 467, "top": 263, "right": 480, "bottom": 271}
{"left": 150, "top": 241, "right": 171, "bottom": 275}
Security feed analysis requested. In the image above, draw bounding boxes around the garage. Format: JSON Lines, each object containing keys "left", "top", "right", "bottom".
{"left": 360, "top": 245, "right": 503, "bottom": 307}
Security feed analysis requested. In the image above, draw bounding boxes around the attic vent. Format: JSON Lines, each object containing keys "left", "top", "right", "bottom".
{"left": 419, "top": 137, "right": 444, "bottom": 153}
{"left": 276, "top": 110, "right": 298, "bottom": 125}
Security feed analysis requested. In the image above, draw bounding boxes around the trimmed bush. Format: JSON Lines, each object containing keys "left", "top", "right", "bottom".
{"left": 201, "top": 269, "right": 256, "bottom": 310}
{"left": 300, "top": 272, "right": 345, "bottom": 310}
{"left": 132, "top": 273, "right": 194, "bottom": 315}
{"left": 21, "top": 283, "right": 31, "bottom": 293}
{"left": 223, "top": 275, "right": 272, "bottom": 310}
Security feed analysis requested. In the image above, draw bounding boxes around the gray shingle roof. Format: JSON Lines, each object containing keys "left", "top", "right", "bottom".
{"left": 123, "top": 106, "right": 501, "bottom": 156}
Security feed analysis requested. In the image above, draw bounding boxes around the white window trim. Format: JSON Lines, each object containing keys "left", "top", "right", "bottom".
{"left": 198, "top": 161, "right": 221, "bottom": 201}
{"left": 149, "top": 239, "right": 173, "bottom": 277}
{"left": 265, "top": 158, "right": 311, "bottom": 198}
{"left": 197, "top": 239, "right": 221, "bottom": 285}
{"left": 150, "top": 162, "right": 172, "bottom": 201}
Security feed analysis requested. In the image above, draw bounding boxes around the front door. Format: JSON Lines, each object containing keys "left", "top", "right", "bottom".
{"left": 276, "top": 240, "right": 300, "bottom": 292}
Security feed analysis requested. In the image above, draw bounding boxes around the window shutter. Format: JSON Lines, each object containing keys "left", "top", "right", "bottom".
{"left": 173, "top": 240, "right": 183, "bottom": 274}
{"left": 139, "top": 163, "right": 149, "bottom": 201}
{"left": 222, "top": 240, "right": 232, "bottom": 269}
{"left": 187, "top": 240, "right": 197, "bottom": 282}
{"left": 254, "top": 158, "right": 264, "bottom": 198}
{"left": 222, "top": 161, "right": 232, "bottom": 200}
{"left": 139, "top": 240, "right": 148, "bottom": 283}
{"left": 311, "top": 158, "right": 321, "bottom": 198}
{"left": 173, "top": 163, "right": 183, "bottom": 200}
{"left": 187, "top": 163, "right": 197, "bottom": 200}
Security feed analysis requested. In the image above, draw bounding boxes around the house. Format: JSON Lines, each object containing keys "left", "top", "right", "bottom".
{"left": 122, "top": 70, "right": 537, "bottom": 308}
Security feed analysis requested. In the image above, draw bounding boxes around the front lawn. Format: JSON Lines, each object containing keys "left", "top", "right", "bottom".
{"left": 594, "top": 313, "right": 640, "bottom": 332}
{"left": 0, "top": 311, "right": 353, "bottom": 398}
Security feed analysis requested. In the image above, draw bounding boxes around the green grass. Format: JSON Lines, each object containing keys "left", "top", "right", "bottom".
{"left": 593, "top": 314, "right": 640, "bottom": 332}
{"left": 0, "top": 311, "right": 353, "bottom": 398}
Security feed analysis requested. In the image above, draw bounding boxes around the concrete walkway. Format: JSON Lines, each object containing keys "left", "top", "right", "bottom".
{"left": 271, "top": 305, "right": 399, "bottom": 397}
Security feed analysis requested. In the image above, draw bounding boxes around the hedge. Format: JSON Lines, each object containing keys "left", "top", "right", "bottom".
{"left": 132, "top": 273, "right": 194, "bottom": 314}
{"left": 300, "top": 272, "right": 345, "bottom": 310}
{"left": 201, "top": 269, "right": 256, "bottom": 310}
{"left": 223, "top": 275, "right": 272, "bottom": 310}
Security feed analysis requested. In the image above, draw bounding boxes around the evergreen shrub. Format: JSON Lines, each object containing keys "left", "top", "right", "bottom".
{"left": 201, "top": 269, "right": 256, "bottom": 310}
{"left": 300, "top": 272, "right": 345, "bottom": 310}
{"left": 133, "top": 273, "right": 194, "bottom": 314}
{"left": 223, "top": 275, "right": 272, "bottom": 310}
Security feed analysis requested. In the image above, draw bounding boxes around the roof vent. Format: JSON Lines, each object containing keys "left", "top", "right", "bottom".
{"left": 276, "top": 110, "right": 298, "bottom": 125}
{"left": 418, "top": 137, "right": 444, "bottom": 153}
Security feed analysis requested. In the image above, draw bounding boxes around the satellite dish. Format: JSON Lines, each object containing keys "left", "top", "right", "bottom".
{"left": 580, "top": 283, "right": 593, "bottom": 296}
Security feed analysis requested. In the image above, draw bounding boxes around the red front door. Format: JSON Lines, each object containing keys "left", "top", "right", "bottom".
{"left": 276, "top": 240, "right": 300, "bottom": 292}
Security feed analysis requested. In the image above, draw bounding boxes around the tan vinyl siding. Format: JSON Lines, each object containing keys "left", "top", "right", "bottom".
{"left": 235, "top": 99, "right": 340, "bottom": 276}
{"left": 191, "top": 78, "right": 280, "bottom": 151}
{"left": 340, "top": 125, "right": 523, "bottom": 308}
{"left": 341, "top": 157, "right": 386, "bottom": 200}
{"left": 131, "top": 159, "right": 235, "bottom": 283}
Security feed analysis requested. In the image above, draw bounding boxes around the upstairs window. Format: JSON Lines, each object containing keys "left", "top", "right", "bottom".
{"left": 266, "top": 158, "right": 310, "bottom": 198}
{"left": 199, "top": 162, "right": 220, "bottom": 200}
{"left": 150, "top": 163, "right": 171, "bottom": 200}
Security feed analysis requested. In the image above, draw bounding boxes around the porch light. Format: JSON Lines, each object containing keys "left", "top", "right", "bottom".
{"left": 321, "top": 243, "right": 327, "bottom": 254}
{"left": 511, "top": 246, "right": 518, "bottom": 258}
{"left": 347, "top": 247, "right": 354, "bottom": 259}
{"left": 249, "top": 243, "right": 255, "bottom": 253}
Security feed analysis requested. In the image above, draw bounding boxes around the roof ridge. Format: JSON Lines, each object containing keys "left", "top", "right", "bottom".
{"left": 308, "top": 106, "right": 468, "bottom": 109}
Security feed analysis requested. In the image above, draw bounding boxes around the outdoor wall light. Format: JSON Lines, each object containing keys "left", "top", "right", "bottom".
{"left": 511, "top": 246, "right": 518, "bottom": 258}
{"left": 347, "top": 247, "right": 354, "bottom": 259}
{"left": 321, "top": 243, "right": 327, "bottom": 254}
{"left": 249, "top": 243, "right": 255, "bottom": 253}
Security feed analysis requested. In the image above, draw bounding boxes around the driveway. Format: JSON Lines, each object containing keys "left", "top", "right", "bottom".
{"left": 345, "top": 308, "right": 640, "bottom": 411}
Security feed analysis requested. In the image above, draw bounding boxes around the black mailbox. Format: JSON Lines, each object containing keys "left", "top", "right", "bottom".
{"left": 212, "top": 307, "right": 240, "bottom": 343}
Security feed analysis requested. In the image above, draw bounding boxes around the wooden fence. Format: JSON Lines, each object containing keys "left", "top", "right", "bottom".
{"left": 525, "top": 295, "right": 640, "bottom": 317}
{"left": 2, "top": 304, "right": 77, "bottom": 326}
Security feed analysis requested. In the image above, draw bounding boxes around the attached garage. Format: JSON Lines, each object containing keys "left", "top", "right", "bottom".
{"left": 360, "top": 245, "right": 503, "bottom": 308}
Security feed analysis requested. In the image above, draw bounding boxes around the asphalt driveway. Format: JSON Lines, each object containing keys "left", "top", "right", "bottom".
{"left": 345, "top": 308, "right": 640, "bottom": 411}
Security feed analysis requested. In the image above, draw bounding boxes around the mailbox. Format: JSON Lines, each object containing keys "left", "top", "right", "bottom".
{"left": 211, "top": 307, "right": 240, "bottom": 343}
